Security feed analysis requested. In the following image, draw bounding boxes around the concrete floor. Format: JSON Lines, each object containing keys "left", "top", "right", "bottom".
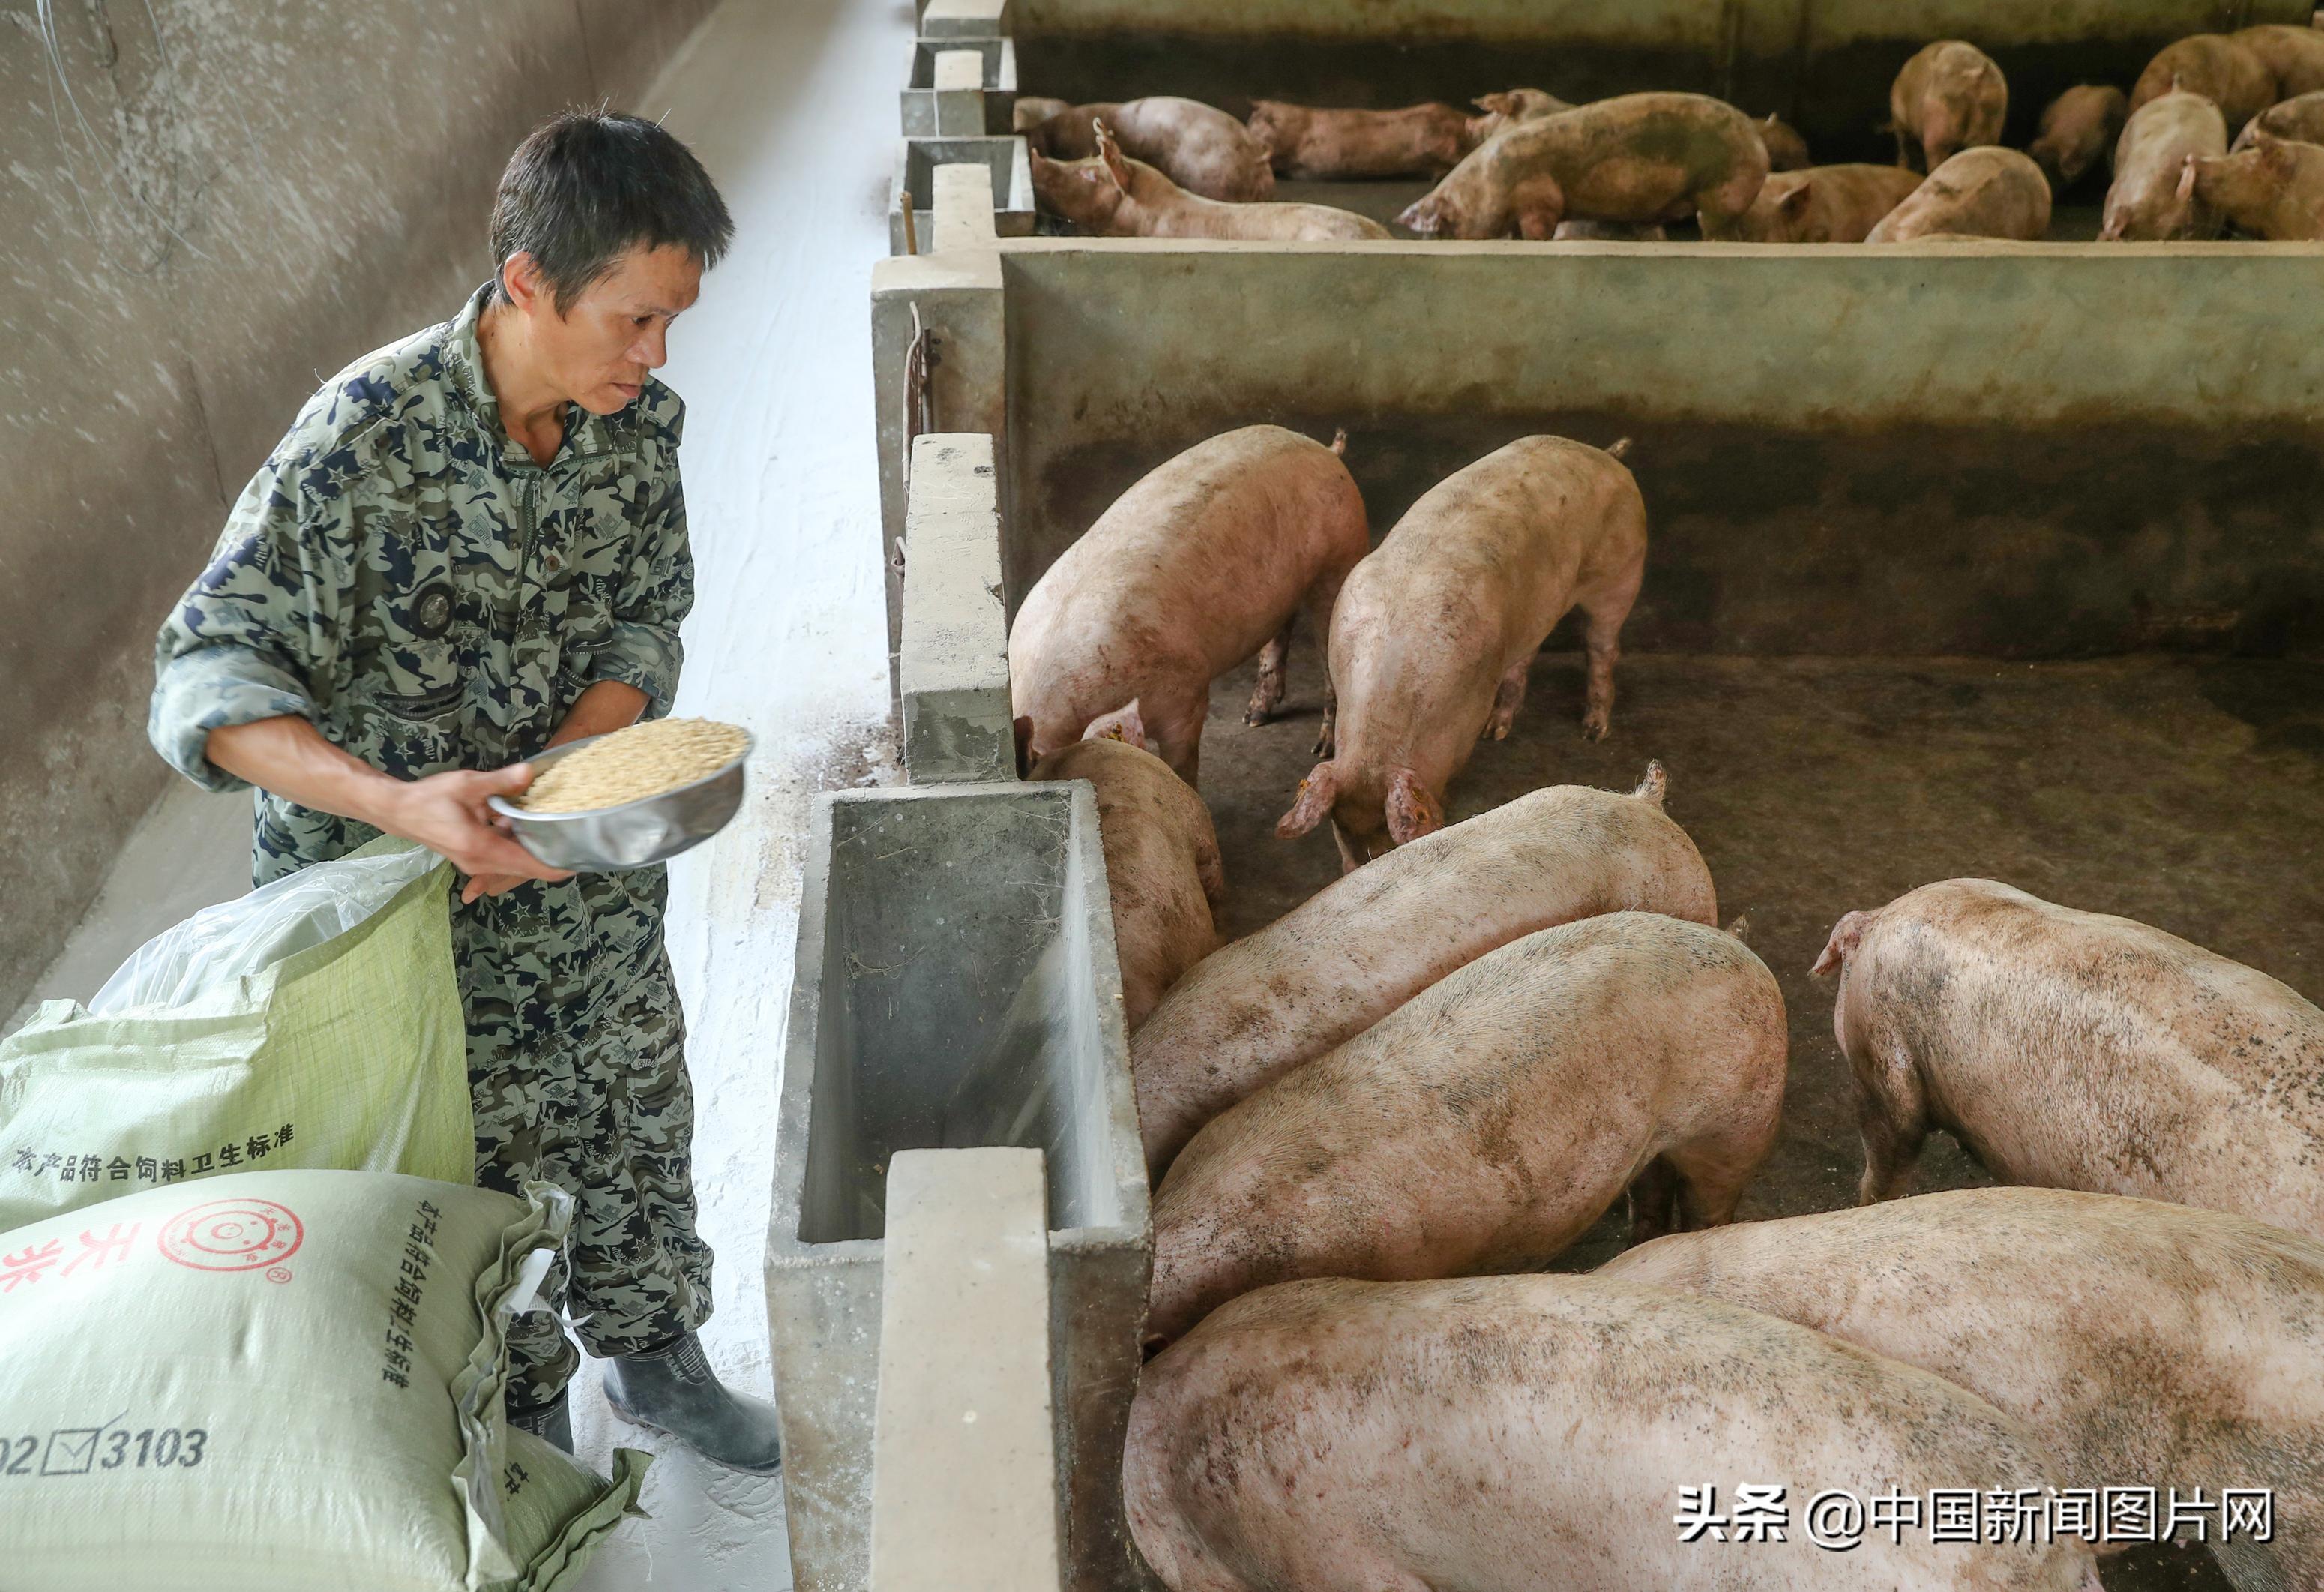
{"left": 1199, "top": 643, "right": 2323, "bottom": 1592}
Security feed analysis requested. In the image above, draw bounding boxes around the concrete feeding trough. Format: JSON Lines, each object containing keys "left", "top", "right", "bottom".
{"left": 888, "top": 136, "right": 1035, "bottom": 255}
{"left": 766, "top": 781, "right": 1151, "bottom": 1592}
{"left": 902, "top": 37, "right": 1018, "bottom": 136}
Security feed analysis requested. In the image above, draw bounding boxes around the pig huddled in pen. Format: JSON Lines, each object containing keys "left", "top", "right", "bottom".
{"left": 1604, "top": 1187, "right": 2324, "bottom": 1588}
{"left": 1815, "top": 878, "right": 2324, "bottom": 1239}
{"left": 1009, "top": 424, "right": 1370, "bottom": 784}
{"left": 1277, "top": 434, "right": 1645, "bottom": 870}
{"left": 1026, "top": 735, "right": 1223, "bottom": 1028}
{"left": 1128, "top": 1276, "right": 2107, "bottom": 1592}
{"left": 1887, "top": 40, "right": 2009, "bottom": 170}
{"left": 2028, "top": 83, "right": 2129, "bottom": 190}
{"left": 2236, "top": 88, "right": 2324, "bottom": 149}
{"left": 1029, "top": 124, "right": 1390, "bottom": 241}
{"left": 2101, "top": 88, "right": 2230, "bottom": 240}
{"left": 1397, "top": 92, "right": 1770, "bottom": 239}
{"left": 2187, "top": 133, "right": 2324, "bottom": 238}
{"left": 1864, "top": 145, "right": 2053, "bottom": 241}
{"left": 1704, "top": 163, "right": 1926, "bottom": 242}
{"left": 1016, "top": 94, "right": 1274, "bottom": 200}
{"left": 1144, "top": 912, "right": 1787, "bottom": 1348}
{"left": 2131, "top": 34, "right": 2278, "bottom": 131}
{"left": 1132, "top": 768, "right": 1717, "bottom": 1171}
{"left": 1244, "top": 99, "right": 1477, "bottom": 178}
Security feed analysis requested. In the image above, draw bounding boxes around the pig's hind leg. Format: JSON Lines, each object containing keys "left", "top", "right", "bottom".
{"left": 1577, "top": 563, "right": 1643, "bottom": 740}
{"left": 1849, "top": 1033, "right": 1930, "bottom": 1206}
{"left": 1142, "top": 679, "right": 1213, "bottom": 788}
{"left": 1487, "top": 654, "right": 1531, "bottom": 740}
{"left": 1244, "top": 616, "right": 1295, "bottom": 727}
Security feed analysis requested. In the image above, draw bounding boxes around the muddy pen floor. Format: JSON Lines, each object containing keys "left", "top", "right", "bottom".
{"left": 1193, "top": 646, "right": 2324, "bottom": 1591}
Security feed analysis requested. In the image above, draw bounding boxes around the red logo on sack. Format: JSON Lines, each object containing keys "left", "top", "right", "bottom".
{"left": 157, "top": 1198, "right": 304, "bottom": 1272}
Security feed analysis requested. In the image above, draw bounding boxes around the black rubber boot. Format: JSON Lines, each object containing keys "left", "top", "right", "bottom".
{"left": 507, "top": 1391, "right": 574, "bottom": 1456}
{"left": 604, "top": 1332, "right": 783, "bottom": 1475}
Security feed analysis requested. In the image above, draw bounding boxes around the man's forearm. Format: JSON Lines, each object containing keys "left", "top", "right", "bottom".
{"left": 204, "top": 715, "right": 409, "bottom": 832}
{"left": 546, "top": 680, "right": 651, "bottom": 749}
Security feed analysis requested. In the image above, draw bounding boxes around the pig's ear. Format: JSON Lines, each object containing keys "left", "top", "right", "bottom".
{"left": 1777, "top": 181, "right": 1814, "bottom": 220}
{"left": 1013, "top": 715, "right": 1035, "bottom": 778}
{"left": 1384, "top": 769, "right": 1444, "bottom": 845}
{"left": 1275, "top": 762, "right": 1339, "bottom": 838}
{"left": 1081, "top": 698, "right": 1152, "bottom": 752}
{"left": 1093, "top": 121, "right": 1133, "bottom": 191}
{"left": 1473, "top": 92, "right": 1514, "bottom": 115}
{"left": 1811, "top": 910, "right": 1873, "bottom": 978}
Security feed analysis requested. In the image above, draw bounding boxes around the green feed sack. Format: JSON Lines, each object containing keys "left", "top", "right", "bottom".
{"left": 0, "top": 1169, "right": 648, "bottom": 1590}
{"left": 0, "top": 850, "right": 472, "bottom": 1233}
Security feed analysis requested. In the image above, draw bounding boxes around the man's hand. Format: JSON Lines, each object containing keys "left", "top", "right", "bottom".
{"left": 377, "top": 766, "right": 573, "bottom": 886}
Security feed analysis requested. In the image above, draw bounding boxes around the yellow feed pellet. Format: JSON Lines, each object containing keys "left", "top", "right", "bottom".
{"left": 516, "top": 718, "right": 749, "bottom": 813}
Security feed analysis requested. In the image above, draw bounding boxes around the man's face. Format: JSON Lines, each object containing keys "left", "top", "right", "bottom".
{"left": 515, "top": 243, "right": 703, "bottom": 415}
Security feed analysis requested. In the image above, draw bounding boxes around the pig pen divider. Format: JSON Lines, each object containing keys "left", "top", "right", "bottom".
{"left": 766, "top": 781, "right": 1152, "bottom": 1592}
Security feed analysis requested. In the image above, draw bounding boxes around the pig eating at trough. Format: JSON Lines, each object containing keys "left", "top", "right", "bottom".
{"left": 1127, "top": 1276, "right": 2107, "bottom": 1592}
{"left": 1814, "top": 877, "right": 2324, "bottom": 1239}
{"left": 1017, "top": 95, "right": 1273, "bottom": 200}
{"left": 1602, "top": 1186, "right": 2324, "bottom": 1588}
{"left": 2236, "top": 88, "right": 2324, "bottom": 148}
{"left": 2187, "top": 134, "right": 2324, "bottom": 238}
{"left": 1029, "top": 127, "right": 1390, "bottom": 241}
{"left": 1397, "top": 91, "right": 1770, "bottom": 239}
{"left": 1888, "top": 40, "right": 2008, "bottom": 170}
{"left": 1864, "top": 145, "right": 2053, "bottom": 241}
{"left": 1703, "top": 162, "right": 1926, "bottom": 242}
{"left": 1133, "top": 766, "right": 1717, "bottom": 1172}
{"left": 2101, "top": 88, "right": 2229, "bottom": 240}
{"left": 2029, "top": 83, "right": 2129, "bottom": 189}
{"left": 2131, "top": 34, "right": 2278, "bottom": 131}
{"left": 1275, "top": 434, "right": 1645, "bottom": 870}
{"left": 1244, "top": 99, "right": 1472, "bottom": 178}
{"left": 1144, "top": 912, "right": 1786, "bottom": 1348}
{"left": 1027, "top": 734, "right": 1223, "bottom": 1028}
{"left": 1009, "top": 424, "right": 1370, "bottom": 784}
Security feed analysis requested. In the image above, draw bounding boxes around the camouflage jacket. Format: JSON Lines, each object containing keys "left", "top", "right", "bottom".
{"left": 148, "top": 283, "right": 693, "bottom": 1000}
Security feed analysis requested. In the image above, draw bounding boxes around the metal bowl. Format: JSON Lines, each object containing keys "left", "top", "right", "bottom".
{"left": 487, "top": 728, "right": 753, "bottom": 871}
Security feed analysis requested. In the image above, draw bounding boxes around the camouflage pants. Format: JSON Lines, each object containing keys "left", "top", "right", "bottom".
{"left": 460, "top": 886, "right": 714, "bottom": 1408}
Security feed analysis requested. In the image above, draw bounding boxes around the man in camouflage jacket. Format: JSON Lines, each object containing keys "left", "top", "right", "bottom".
{"left": 148, "top": 112, "right": 780, "bottom": 1472}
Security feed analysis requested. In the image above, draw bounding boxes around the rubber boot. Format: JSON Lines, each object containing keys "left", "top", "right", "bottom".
{"left": 603, "top": 1331, "right": 783, "bottom": 1475}
{"left": 507, "top": 1392, "right": 574, "bottom": 1456}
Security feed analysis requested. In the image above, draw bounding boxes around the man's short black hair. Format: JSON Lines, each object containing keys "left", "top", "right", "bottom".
{"left": 487, "top": 109, "right": 733, "bottom": 309}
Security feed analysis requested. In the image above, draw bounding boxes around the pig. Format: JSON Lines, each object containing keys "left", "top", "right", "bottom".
{"left": 2028, "top": 83, "right": 2129, "bottom": 189}
{"left": 1017, "top": 95, "right": 1274, "bottom": 201}
{"left": 2235, "top": 87, "right": 2324, "bottom": 148}
{"left": 1701, "top": 162, "right": 1925, "bottom": 242}
{"left": 2099, "top": 88, "right": 2228, "bottom": 240}
{"left": 1864, "top": 145, "right": 2052, "bottom": 241}
{"left": 1398, "top": 91, "right": 1769, "bottom": 239}
{"left": 2236, "top": 22, "right": 2324, "bottom": 98}
{"left": 1460, "top": 87, "right": 1573, "bottom": 149}
{"left": 1127, "top": 1275, "right": 2107, "bottom": 1592}
{"left": 1243, "top": 100, "right": 1472, "bottom": 178}
{"left": 1274, "top": 435, "right": 1644, "bottom": 869}
{"left": 1814, "top": 877, "right": 2324, "bottom": 1238}
{"left": 1602, "top": 1187, "right": 2324, "bottom": 1589}
{"left": 1133, "top": 767, "right": 1718, "bottom": 1171}
{"left": 1028, "top": 733, "right": 1223, "bottom": 1028}
{"left": 1011, "top": 95, "right": 1069, "bottom": 133}
{"left": 2187, "top": 133, "right": 2324, "bottom": 238}
{"left": 2131, "top": 34, "right": 2276, "bottom": 131}
{"left": 1144, "top": 912, "right": 1786, "bottom": 1348}
{"left": 1029, "top": 127, "right": 1391, "bottom": 241}
{"left": 1759, "top": 111, "right": 1813, "bottom": 170}
{"left": 1549, "top": 218, "right": 1666, "bottom": 239}
{"left": 1009, "top": 424, "right": 1370, "bottom": 785}
{"left": 1888, "top": 40, "right": 2008, "bottom": 170}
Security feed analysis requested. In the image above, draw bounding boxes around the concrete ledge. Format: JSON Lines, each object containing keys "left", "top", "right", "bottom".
{"left": 923, "top": 0, "right": 1011, "bottom": 39}
{"left": 902, "top": 37, "right": 1018, "bottom": 136}
{"left": 902, "top": 433, "right": 1013, "bottom": 785}
{"left": 870, "top": 1148, "right": 1063, "bottom": 1592}
{"left": 871, "top": 252, "right": 1008, "bottom": 709}
{"left": 889, "top": 137, "right": 1035, "bottom": 256}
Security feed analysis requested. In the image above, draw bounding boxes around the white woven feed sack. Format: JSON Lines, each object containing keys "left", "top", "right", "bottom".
{"left": 0, "top": 1169, "right": 647, "bottom": 1589}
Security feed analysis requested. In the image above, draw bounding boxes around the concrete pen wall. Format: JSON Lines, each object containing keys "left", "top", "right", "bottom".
{"left": 1, "top": 0, "right": 714, "bottom": 1014}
